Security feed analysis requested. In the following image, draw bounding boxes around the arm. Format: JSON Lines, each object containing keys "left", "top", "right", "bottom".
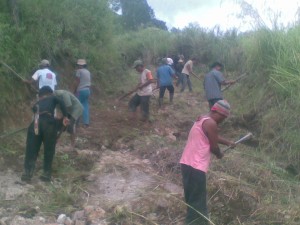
{"left": 222, "top": 80, "right": 236, "bottom": 85}
{"left": 73, "top": 77, "right": 80, "bottom": 94}
{"left": 218, "top": 135, "right": 236, "bottom": 147}
{"left": 55, "top": 96, "right": 69, "bottom": 126}
{"left": 202, "top": 119, "right": 223, "bottom": 159}
{"left": 138, "top": 71, "right": 155, "bottom": 89}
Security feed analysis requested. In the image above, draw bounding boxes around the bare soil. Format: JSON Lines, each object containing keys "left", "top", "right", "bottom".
{"left": 0, "top": 91, "right": 300, "bottom": 225}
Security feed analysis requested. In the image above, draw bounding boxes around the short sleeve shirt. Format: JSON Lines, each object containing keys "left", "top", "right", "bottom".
{"left": 32, "top": 68, "right": 57, "bottom": 91}
{"left": 54, "top": 90, "right": 83, "bottom": 120}
{"left": 75, "top": 68, "right": 91, "bottom": 91}
{"left": 137, "top": 69, "right": 153, "bottom": 96}
{"left": 182, "top": 60, "right": 193, "bottom": 75}
{"left": 156, "top": 65, "right": 175, "bottom": 86}
{"left": 203, "top": 69, "right": 225, "bottom": 100}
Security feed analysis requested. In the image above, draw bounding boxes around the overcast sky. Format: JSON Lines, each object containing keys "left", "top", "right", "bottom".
{"left": 147, "top": 0, "right": 300, "bottom": 31}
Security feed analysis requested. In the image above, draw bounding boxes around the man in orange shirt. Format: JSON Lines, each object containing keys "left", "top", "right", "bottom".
{"left": 129, "top": 60, "right": 155, "bottom": 122}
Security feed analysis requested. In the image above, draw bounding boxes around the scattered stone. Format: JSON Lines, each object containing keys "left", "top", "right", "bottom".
{"left": 87, "top": 207, "right": 106, "bottom": 222}
{"left": 64, "top": 217, "right": 73, "bottom": 225}
{"left": 83, "top": 205, "right": 94, "bottom": 215}
{"left": 147, "top": 213, "right": 157, "bottom": 221}
{"left": 57, "top": 214, "right": 67, "bottom": 224}
{"left": 0, "top": 217, "right": 10, "bottom": 225}
{"left": 74, "top": 220, "right": 85, "bottom": 225}
{"left": 72, "top": 210, "right": 85, "bottom": 221}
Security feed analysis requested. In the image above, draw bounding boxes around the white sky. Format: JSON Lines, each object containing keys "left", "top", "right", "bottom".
{"left": 147, "top": 0, "right": 300, "bottom": 31}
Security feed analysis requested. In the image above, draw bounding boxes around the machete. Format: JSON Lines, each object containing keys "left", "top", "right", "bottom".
{"left": 223, "top": 132, "right": 253, "bottom": 153}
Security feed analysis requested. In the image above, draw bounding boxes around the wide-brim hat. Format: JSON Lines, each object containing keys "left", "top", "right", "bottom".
{"left": 77, "top": 59, "right": 87, "bottom": 66}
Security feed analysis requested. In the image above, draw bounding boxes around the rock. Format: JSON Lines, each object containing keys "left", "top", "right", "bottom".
{"left": 57, "top": 214, "right": 67, "bottom": 224}
{"left": 0, "top": 217, "right": 10, "bottom": 225}
{"left": 83, "top": 205, "right": 94, "bottom": 215}
{"left": 64, "top": 217, "right": 73, "bottom": 225}
{"left": 72, "top": 210, "right": 85, "bottom": 221}
{"left": 88, "top": 207, "right": 106, "bottom": 221}
{"left": 74, "top": 220, "right": 85, "bottom": 225}
{"left": 147, "top": 213, "right": 157, "bottom": 221}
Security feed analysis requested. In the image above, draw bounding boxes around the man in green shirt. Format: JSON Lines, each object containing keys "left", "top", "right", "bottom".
{"left": 54, "top": 90, "right": 83, "bottom": 147}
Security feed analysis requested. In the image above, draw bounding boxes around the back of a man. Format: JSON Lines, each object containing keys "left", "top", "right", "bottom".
{"left": 156, "top": 59, "right": 175, "bottom": 107}
{"left": 204, "top": 69, "right": 225, "bottom": 106}
{"left": 157, "top": 64, "right": 174, "bottom": 87}
{"left": 33, "top": 68, "right": 57, "bottom": 91}
{"left": 26, "top": 59, "right": 57, "bottom": 91}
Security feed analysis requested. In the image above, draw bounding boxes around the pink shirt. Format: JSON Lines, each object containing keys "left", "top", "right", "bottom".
{"left": 180, "top": 117, "right": 211, "bottom": 173}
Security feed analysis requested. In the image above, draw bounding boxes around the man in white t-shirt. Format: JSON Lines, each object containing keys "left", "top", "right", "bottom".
{"left": 181, "top": 57, "right": 197, "bottom": 92}
{"left": 25, "top": 59, "right": 57, "bottom": 91}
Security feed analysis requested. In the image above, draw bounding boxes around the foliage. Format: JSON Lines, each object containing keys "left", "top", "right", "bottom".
{"left": 109, "top": 0, "right": 167, "bottom": 30}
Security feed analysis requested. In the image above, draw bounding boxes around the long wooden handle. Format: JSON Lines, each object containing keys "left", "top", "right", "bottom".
{"left": 221, "top": 73, "right": 247, "bottom": 92}
{"left": 223, "top": 132, "right": 253, "bottom": 153}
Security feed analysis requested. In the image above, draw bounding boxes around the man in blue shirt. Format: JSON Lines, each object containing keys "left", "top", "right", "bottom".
{"left": 156, "top": 58, "right": 176, "bottom": 107}
{"left": 204, "top": 62, "right": 235, "bottom": 108}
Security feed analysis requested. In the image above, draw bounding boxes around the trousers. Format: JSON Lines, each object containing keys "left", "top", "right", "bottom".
{"left": 181, "top": 164, "right": 208, "bottom": 225}
{"left": 24, "top": 119, "right": 57, "bottom": 177}
{"left": 78, "top": 88, "right": 90, "bottom": 125}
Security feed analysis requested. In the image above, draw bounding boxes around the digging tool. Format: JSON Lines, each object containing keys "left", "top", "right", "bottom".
{"left": 0, "top": 60, "right": 26, "bottom": 82}
{"left": 116, "top": 87, "right": 139, "bottom": 102}
{"left": 0, "top": 127, "right": 28, "bottom": 139}
{"left": 0, "top": 60, "right": 38, "bottom": 92}
{"left": 190, "top": 73, "right": 202, "bottom": 81}
{"left": 221, "top": 73, "right": 247, "bottom": 92}
{"left": 223, "top": 132, "right": 253, "bottom": 153}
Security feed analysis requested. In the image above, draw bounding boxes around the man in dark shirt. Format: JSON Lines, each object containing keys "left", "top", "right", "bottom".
{"left": 204, "top": 62, "right": 235, "bottom": 108}
{"left": 21, "top": 86, "right": 69, "bottom": 182}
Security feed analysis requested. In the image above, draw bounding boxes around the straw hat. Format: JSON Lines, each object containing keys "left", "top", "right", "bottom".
{"left": 77, "top": 59, "right": 87, "bottom": 66}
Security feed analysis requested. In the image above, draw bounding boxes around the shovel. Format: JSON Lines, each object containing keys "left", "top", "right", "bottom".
{"left": 224, "top": 132, "right": 253, "bottom": 153}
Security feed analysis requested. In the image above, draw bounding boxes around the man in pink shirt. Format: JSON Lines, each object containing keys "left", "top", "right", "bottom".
{"left": 180, "top": 100, "right": 235, "bottom": 225}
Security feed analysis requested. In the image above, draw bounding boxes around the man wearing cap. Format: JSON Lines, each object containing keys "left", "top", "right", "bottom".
{"left": 21, "top": 86, "right": 69, "bottom": 182}
{"left": 73, "top": 59, "right": 91, "bottom": 128}
{"left": 180, "top": 100, "right": 235, "bottom": 225}
{"left": 156, "top": 58, "right": 176, "bottom": 107}
{"left": 129, "top": 60, "right": 155, "bottom": 122}
{"left": 204, "top": 62, "right": 235, "bottom": 108}
{"left": 25, "top": 59, "right": 57, "bottom": 91}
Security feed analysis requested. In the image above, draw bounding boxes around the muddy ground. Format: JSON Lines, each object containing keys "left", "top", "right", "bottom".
{"left": 0, "top": 91, "right": 300, "bottom": 225}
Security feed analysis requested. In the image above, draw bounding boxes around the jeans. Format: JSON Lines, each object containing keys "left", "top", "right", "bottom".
{"left": 181, "top": 74, "right": 193, "bottom": 92}
{"left": 181, "top": 164, "right": 208, "bottom": 225}
{"left": 78, "top": 88, "right": 90, "bottom": 125}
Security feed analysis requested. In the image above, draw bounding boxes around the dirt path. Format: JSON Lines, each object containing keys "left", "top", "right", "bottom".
{"left": 1, "top": 91, "right": 300, "bottom": 225}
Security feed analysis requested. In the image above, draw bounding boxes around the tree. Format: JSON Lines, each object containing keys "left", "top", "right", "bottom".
{"left": 109, "top": 0, "right": 167, "bottom": 30}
